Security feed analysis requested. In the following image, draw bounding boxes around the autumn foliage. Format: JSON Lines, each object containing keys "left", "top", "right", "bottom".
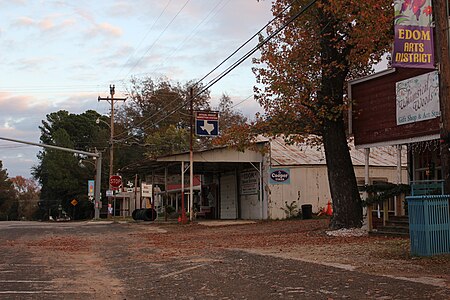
{"left": 250, "top": 0, "right": 393, "bottom": 228}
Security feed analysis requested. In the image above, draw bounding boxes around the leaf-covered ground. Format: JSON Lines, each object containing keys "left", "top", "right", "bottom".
{"left": 18, "top": 218, "right": 450, "bottom": 289}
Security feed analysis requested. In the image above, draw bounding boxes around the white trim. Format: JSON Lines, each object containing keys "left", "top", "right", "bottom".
{"left": 348, "top": 68, "right": 396, "bottom": 86}
{"left": 355, "top": 134, "right": 440, "bottom": 149}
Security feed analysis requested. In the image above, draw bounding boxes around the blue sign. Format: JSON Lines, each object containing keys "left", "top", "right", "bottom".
{"left": 88, "top": 180, "right": 95, "bottom": 196}
{"left": 196, "top": 120, "right": 218, "bottom": 136}
{"left": 269, "top": 168, "right": 290, "bottom": 184}
{"left": 195, "top": 111, "right": 219, "bottom": 136}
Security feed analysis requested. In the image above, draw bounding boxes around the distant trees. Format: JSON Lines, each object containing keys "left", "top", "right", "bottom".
{"left": 116, "top": 78, "right": 251, "bottom": 162}
{"left": 10, "top": 176, "right": 40, "bottom": 220}
{"left": 0, "top": 161, "right": 16, "bottom": 220}
{"left": 116, "top": 77, "right": 211, "bottom": 160}
{"left": 0, "top": 162, "right": 40, "bottom": 221}
{"left": 33, "top": 110, "right": 107, "bottom": 220}
{"left": 31, "top": 77, "right": 251, "bottom": 216}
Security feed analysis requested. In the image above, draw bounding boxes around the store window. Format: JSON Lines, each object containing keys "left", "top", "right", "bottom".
{"left": 412, "top": 141, "right": 441, "bottom": 181}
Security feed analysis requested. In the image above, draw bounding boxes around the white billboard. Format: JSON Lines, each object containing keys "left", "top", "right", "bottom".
{"left": 141, "top": 183, "right": 152, "bottom": 198}
{"left": 396, "top": 71, "right": 440, "bottom": 125}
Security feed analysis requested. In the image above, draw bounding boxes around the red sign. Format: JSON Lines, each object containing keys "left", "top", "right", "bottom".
{"left": 109, "top": 175, "right": 122, "bottom": 189}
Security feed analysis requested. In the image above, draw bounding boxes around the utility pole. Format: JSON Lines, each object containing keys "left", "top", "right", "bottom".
{"left": 434, "top": 0, "right": 450, "bottom": 193}
{"left": 189, "top": 87, "right": 194, "bottom": 222}
{"left": 98, "top": 85, "right": 126, "bottom": 216}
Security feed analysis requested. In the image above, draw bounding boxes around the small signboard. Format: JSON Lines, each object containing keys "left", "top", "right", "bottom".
{"left": 240, "top": 171, "right": 259, "bottom": 195}
{"left": 195, "top": 111, "right": 219, "bottom": 136}
{"left": 71, "top": 199, "right": 78, "bottom": 206}
{"left": 106, "top": 190, "right": 113, "bottom": 197}
{"left": 88, "top": 180, "right": 95, "bottom": 197}
{"left": 109, "top": 175, "right": 122, "bottom": 190}
{"left": 141, "top": 183, "right": 152, "bottom": 198}
{"left": 269, "top": 168, "right": 291, "bottom": 185}
{"left": 396, "top": 71, "right": 440, "bottom": 125}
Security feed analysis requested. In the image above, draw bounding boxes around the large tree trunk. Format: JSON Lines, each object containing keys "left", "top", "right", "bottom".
{"left": 318, "top": 2, "right": 363, "bottom": 229}
{"left": 322, "top": 118, "right": 363, "bottom": 229}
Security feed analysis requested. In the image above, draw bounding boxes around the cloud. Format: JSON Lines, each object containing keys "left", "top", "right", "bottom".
{"left": 109, "top": 2, "right": 135, "bottom": 17}
{"left": 84, "top": 22, "right": 122, "bottom": 39}
{"left": 38, "top": 18, "right": 55, "bottom": 30}
{"left": 13, "top": 56, "right": 56, "bottom": 71}
{"left": 11, "top": 14, "right": 77, "bottom": 37}
{"left": 12, "top": 16, "right": 35, "bottom": 28}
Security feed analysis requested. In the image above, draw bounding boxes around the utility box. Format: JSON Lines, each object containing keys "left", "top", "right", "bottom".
{"left": 407, "top": 195, "right": 450, "bottom": 256}
{"left": 301, "top": 204, "right": 313, "bottom": 219}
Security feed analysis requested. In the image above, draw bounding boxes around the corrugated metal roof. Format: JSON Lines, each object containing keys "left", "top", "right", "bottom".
{"left": 269, "top": 136, "right": 406, "bottom": 167}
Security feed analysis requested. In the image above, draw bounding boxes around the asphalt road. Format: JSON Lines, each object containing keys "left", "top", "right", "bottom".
{"left": 0, "top": 221, "right": 448, "bottom": 299}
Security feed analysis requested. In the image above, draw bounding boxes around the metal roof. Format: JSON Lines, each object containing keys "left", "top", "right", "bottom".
{"left": 269, "top": 136, "right": 405, "bottom": 167}
{"left": 119, "top": 135, "right": 405, "bottom": 176}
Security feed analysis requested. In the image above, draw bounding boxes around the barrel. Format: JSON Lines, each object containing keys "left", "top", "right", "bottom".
{"left": 132, "top": 208, "right": 157, "bottom": 221}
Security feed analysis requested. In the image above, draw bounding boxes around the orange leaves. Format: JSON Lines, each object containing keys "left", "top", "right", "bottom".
{"left": 252, "top": 0, "right": 393, "bottom": 137}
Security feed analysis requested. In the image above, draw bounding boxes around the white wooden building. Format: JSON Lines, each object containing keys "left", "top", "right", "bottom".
{"left": 153, "top": 136, "right": 407, "bottom": 220}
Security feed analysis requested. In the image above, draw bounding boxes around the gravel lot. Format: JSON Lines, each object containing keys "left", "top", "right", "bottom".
{"left": 0, "top": 219, "right": 449, "bottom": 299}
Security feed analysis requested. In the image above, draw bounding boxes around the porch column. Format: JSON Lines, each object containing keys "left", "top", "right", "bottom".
{"left": 260, "top": 161, "right": 264, "bottom": 220}
{"left": 397, "top": 145, "right": 405, "bottom": 215}
{"left": 365, "top": 148, "right": 373, "bottom": 231}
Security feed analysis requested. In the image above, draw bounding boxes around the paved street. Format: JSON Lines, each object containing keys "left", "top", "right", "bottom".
{"left": 0, "top": 220, "right": 448, "bottom": 299}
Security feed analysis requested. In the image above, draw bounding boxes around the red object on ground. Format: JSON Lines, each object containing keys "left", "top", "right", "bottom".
{"left": 325, "top": 201, "right": 333, "bottom": 216}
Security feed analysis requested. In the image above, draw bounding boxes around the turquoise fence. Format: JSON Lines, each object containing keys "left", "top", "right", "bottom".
{"left": 406, "top": 195, "right": 450, "bottom": 256}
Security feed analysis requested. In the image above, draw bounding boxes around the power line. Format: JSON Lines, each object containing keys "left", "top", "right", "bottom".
{"left": 112, "top": 0, "right": 173, "bottom": 83}
{"left": 114, "top": 0, "right": 317, "bottom": 142}
{"left": 145, "top": 0, "right": 230, "bottom": 77}
{"left": 194, "top": 0, "right": 298, "bottom": 88}
{"left": 231, "top": 94, "right": 254, "bottom": 109}
{"left": 122, "top": 0, "right": 191, "bottom": 80}
{"left": 196, "top": 0, "right": 318, "bottom": 98}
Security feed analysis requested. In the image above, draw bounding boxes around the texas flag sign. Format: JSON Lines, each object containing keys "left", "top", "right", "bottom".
{"left": 195, "top": 111, "right": 219, "bottom": 136}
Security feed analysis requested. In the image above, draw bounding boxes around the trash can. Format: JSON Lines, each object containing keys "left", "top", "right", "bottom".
{"left": 301, "top": 204, "right": 312, "bottom": 219}
{"left": 407, "top": 195, "right": 450, "bottom": 256}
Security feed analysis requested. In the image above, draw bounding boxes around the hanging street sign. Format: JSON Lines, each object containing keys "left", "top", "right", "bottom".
{"left": 195, "top": 111, "right": 219, "bottom": 136}
{"left": 88, "top": 180, "right": 95, "bottom": 197}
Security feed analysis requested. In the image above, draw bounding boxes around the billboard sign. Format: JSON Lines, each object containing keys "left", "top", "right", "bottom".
{"left": 195, "top": 111, "right": 219, "bottom": 136}
{"left": 392, "top": 0, "right": 434, "bottom": 69}
{"left": 396, "top": 71, "right": 440, "bottom": 125}
{"left": 269, "top": 168, "right": 291, "bottom": 185}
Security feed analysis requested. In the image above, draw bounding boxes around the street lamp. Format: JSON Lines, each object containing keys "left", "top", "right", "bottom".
{"left": 96, "top": 117, "right": 110, "bottom": 127}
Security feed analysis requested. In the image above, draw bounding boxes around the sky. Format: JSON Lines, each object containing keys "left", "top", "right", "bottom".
{"left": 0, "top": 0, "right": 275, "bottom": 179}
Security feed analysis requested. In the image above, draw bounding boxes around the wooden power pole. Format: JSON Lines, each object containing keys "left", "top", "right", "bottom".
{"left": 98, "top": 85, "right": 126, "bottom": 214}
{"left": 434, "top": 0, "right": 450, "bottom": 192}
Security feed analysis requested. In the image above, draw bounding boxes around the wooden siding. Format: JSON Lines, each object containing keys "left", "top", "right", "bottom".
{"left": 351, "top": 68, "right": 439, "bottom": 146}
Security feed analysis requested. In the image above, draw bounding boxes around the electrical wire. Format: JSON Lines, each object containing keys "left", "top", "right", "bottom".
{"left": 122, "top": 0, "right": 191, "bottom": 80}
{"left": 231, "top": 94, "right": 254, "bottom": 109}
{"left": 193, "top": 0, "right": 297, "bottom": 88}
{"left": 112, "top": 0, "right": 173, "bottom": 83}
{"left": 144, "top": 0, "right": 230, "bottom": 77}
{"left": 195, "top": 0, "right": 318, "bottom": 98}
{"left": 114, "top": 0, "right": 316, "bottom": 142}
